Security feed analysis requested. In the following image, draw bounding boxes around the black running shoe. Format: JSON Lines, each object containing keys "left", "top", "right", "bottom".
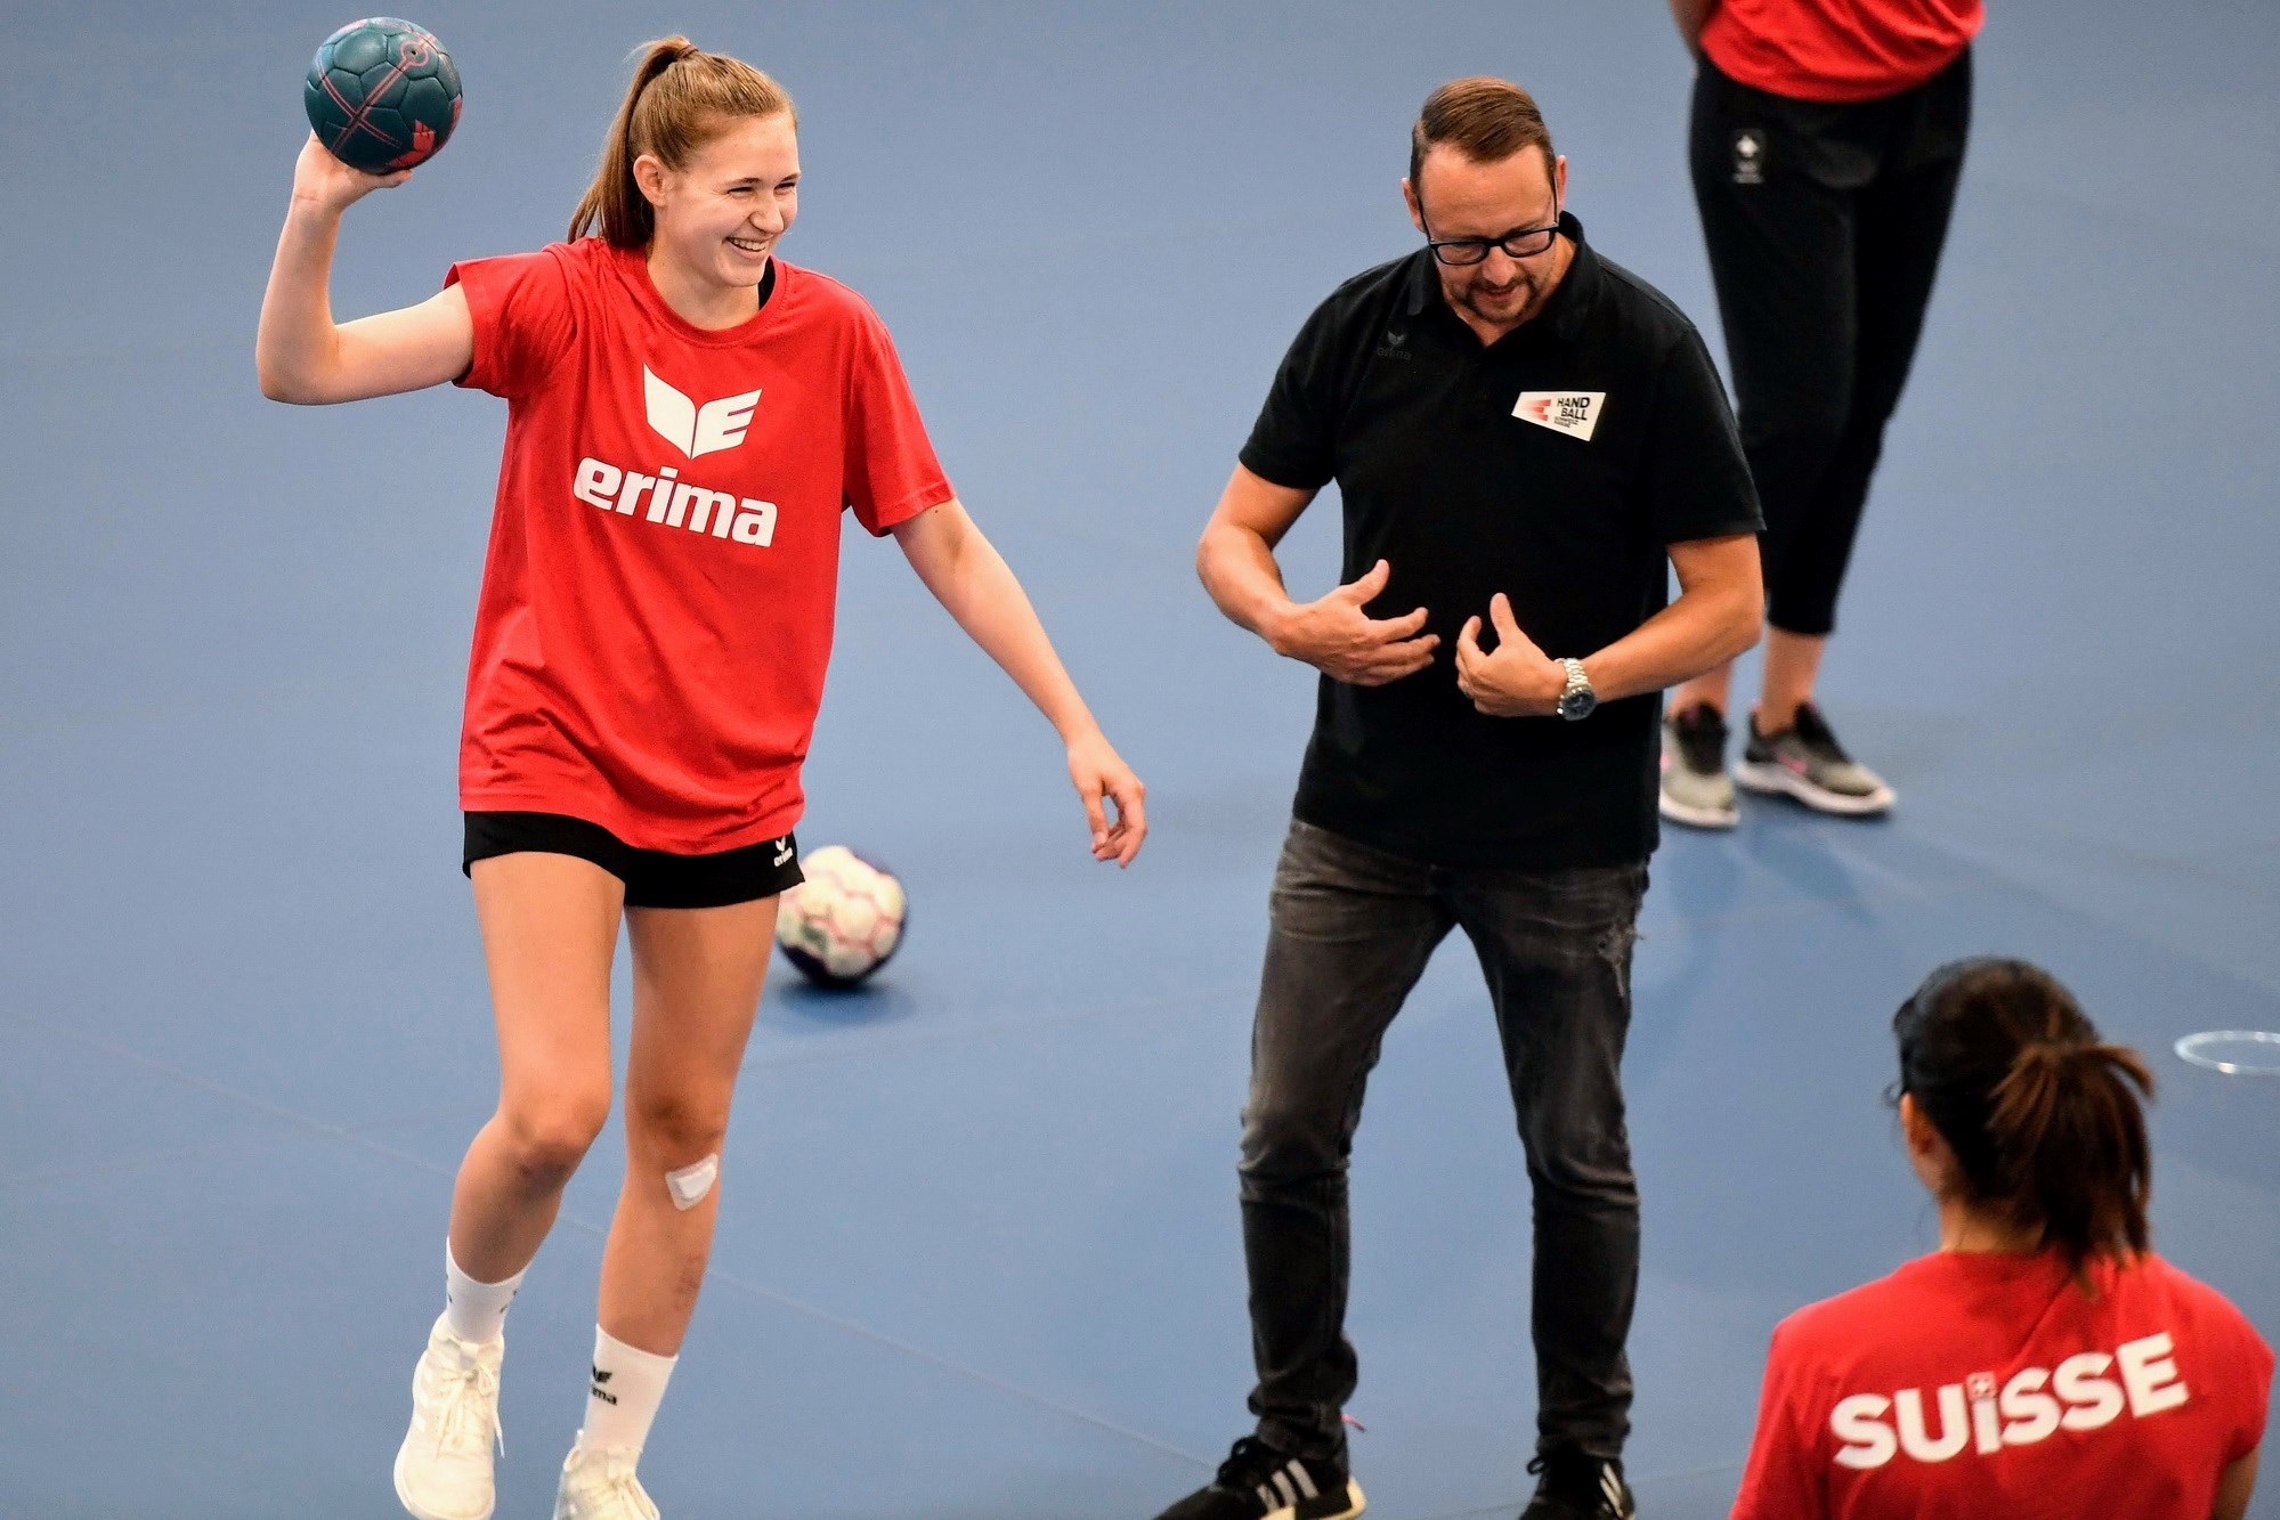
{"left": 1151, "top": 1436, "right": 1365, "bottom": 1520}
{"left": 1518, "top": 1448, "right": 1635, "bottom": 1519}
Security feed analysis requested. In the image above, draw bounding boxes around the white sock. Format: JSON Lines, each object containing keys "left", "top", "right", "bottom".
{"left": 442, "top": 1240, "right": 526, "bottom": 1345}
{"left": 579, "top": 1326, "right": 677, "bottom": 1456}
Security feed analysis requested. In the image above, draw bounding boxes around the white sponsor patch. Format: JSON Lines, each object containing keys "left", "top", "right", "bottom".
{"left": 1513, "top": 390, "right": 1605, "bottom": 441}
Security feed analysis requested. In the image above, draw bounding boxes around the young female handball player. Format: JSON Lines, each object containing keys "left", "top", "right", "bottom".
{"left": 258, "top": 37, "right": 1146, "bottom": 1519}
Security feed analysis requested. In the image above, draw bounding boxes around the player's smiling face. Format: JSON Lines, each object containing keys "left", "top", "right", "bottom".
{"left": 639, "top": 111, "right": 801, "bottom": 293}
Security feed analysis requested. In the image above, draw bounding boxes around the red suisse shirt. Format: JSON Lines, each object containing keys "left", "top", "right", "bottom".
{"left": 445, "top": 239, "right": 950, "bottom": 852}
{"left": 1733, "top": 1250, "right": 2272, "bottom": 1520}
{"left": 1702, "top": 0, "right": 1983, "bottom": 102}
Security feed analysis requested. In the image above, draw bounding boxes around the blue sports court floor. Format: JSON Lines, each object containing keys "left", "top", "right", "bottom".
{"left": 2, "top": 3, "right": 2275, "bottom": 1515}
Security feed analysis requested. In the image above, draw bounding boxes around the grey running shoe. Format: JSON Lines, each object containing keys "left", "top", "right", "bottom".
{"left": 1736, "top": 702, "right": 1895, "bottom": 816}
{"left": 1659, "top": 703, "right": 1737, "bottom": 829}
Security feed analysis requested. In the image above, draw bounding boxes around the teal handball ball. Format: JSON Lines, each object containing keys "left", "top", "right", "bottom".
{"left": 304, "top": 18, "right": 461, "bottom": 173}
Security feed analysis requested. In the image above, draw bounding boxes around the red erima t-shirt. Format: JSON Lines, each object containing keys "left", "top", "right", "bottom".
{"left": 1703, "top": 0, "right": 1983, "bottom": 102}
{"left": 1733, "top": 1250, "right": 2272, "bottom": 1520}
{"left": 445, "top": 239, "right": 950, "bottom": 852}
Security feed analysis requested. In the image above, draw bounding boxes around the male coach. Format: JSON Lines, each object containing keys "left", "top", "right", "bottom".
{"left": 1149, "top": 80, "right": 1763, "bottom": 1520}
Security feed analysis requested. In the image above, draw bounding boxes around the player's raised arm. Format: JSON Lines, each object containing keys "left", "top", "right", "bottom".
{"left": 256, "top": 134, "right": 473, "bottom": 404}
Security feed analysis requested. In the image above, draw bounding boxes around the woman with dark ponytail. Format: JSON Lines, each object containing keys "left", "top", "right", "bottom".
{"left": 1731, "top": 959, "right": 2269, "bottom": 1519}
{"left": 258, "top": 35, "right": 1147, "bottom": 1520}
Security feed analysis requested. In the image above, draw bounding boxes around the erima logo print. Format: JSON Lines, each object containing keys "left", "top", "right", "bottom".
{"left": 1514, "top": 391, "right": 1605, "bottom": 441}
{"left": 574, "top": 458, "right": 779, "bottom": 547}
{"left": 590, "top": 1365, "right": 619, "bottom": 1405}
{"left": 574, "top": 368, "right": 778, "bottom": 548}
{"left": 644, "top": 366, "right": 761, "bottom": 458}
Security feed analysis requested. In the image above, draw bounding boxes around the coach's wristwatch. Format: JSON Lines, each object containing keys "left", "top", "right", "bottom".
{"left": 1555, "top": 657, "right": 1597, "bottom": 721}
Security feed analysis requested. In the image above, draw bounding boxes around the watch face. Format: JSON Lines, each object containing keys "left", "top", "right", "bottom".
{"left": 1559, "top": 671, "right": 1597, "bottom": 719}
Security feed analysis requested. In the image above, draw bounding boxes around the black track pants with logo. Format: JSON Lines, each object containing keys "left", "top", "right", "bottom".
{"left": 1689, "top": 49, "right": 1971, "bottom": 638}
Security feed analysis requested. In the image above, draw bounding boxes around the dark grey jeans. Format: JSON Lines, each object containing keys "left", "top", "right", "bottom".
{"left": 1240, "top": 819, "right": 1647, "bottom": 1463}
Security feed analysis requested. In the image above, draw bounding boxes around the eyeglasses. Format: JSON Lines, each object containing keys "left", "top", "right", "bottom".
{"left": 1422, "top": 206, "right": 1562, "bottom": 266}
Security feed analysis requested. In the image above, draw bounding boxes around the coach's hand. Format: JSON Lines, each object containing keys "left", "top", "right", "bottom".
{"left": 1269, "top": 559, "right": 1438, "bottom": 687}
{"left": 1455, "top": 593, "right": 1565, "bottom": 717}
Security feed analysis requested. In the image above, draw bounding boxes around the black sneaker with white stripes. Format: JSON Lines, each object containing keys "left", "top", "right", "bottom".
{"left": 1151, "top": 1435, "right": 1364, "bottom": 1520}
{"left": 1519, "top": 1449, "right": 1635, "bottom": 1519}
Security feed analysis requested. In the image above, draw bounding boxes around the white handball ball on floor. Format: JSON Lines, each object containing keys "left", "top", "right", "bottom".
{"left": 775, "top": 845, "right": 907, "bottom": 988}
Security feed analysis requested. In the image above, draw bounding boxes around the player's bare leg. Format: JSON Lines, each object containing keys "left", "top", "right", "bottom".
{"left": 556, "top": 894, "right": 777, "bottom": 1511}
{"left": 399, "top": 853, "right": 620, "bottom": 1520}
{"left": 451, "top": 855, "right": 622, "bottom": 1275}
{"left": 1753, "top": 627, "right": 1825, "bottom": 734}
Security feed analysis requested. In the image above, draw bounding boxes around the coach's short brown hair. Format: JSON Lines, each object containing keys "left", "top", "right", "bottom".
{"left": 1409, "top": 77, "right": 1556, "bottom": 194}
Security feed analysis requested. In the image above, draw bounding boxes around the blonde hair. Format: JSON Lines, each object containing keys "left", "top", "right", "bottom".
{"left": 569, "top": 37, "right": 797, "bottom": 248}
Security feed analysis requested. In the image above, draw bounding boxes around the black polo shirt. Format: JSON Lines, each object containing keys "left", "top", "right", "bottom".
{"left": 1240, "top": 214, "right": 1761, "bottom": 868}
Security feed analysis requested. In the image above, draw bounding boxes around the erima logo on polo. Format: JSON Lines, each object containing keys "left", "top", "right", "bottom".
{"left": 644, "top": 366, "right": 761, "bottom": 458}
{"left": 1514, "top": 391, "right": 1605, "bottom": 441}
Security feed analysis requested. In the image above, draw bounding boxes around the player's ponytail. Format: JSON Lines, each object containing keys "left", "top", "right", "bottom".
{"left": 1894, "top": 958, "right": 2154, "bottom": 1278}
{"left": 570, "top": 37, "right": 797, "bottom": 248}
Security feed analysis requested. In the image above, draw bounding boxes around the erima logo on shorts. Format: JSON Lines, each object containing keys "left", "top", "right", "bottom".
{"left": 645, "top": 367, "right": 760, "bottom": 458}
{"left": 1514, "top": 391, "right": 1605, "bottom": 441}
{"left": 1829, "top": 1331, "right": 2189, "bottom": 1470}
{"left": 573, "top": 457, "right": 778, "bottom": 547}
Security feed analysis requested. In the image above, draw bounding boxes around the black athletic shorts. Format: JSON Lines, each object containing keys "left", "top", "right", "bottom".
{"left": 462, "top": 811, "right": 803, "bottom": 909}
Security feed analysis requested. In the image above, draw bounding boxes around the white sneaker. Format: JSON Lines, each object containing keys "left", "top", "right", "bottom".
{"left": 555, "top": 1440, "right": 661, "bottom": 1519}
{"left": 393, "top": 1313, "right": 505, "bottom": 1520}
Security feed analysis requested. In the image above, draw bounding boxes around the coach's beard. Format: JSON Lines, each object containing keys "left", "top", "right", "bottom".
{"left": 1454, "top": 265, "right": 1551, "bottom": 329}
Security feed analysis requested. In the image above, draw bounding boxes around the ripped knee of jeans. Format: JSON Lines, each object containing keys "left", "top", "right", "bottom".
{"left": 1596, "top": 921, "right": 1640, "bottom": 1002}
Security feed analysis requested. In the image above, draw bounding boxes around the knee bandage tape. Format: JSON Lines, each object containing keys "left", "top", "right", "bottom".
{"left": 665, "top": 1153, "right": 719, "bottom": 1211}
